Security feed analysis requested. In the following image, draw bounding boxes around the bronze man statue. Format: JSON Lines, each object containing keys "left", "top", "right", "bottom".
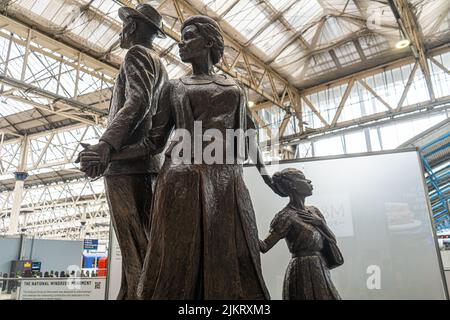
{"left": 75, "top": 4, "right": 168, "bottom": 299}
{"left": 260, "top": 168, "right": 344, "bottom": 300}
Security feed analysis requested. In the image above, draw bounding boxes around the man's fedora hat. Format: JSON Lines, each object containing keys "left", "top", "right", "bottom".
{"left": 118, "top": 4, "right": 166, "bottom": 38}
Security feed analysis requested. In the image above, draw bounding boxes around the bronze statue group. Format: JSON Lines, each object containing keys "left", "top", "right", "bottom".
{"left": 76, "top": 4, "right": 343, "bottom": 300}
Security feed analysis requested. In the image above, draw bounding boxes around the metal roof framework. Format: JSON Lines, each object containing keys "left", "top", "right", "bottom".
{"left": 0, "top": 0, "right": 449, "bottom": 238}
{"left": 1, "top": 0, "right": 449, "bottom": 137}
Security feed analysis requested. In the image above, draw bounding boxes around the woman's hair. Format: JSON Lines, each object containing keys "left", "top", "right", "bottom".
{"left": 273, "top": 168, "right": 306, "bottom": 197}
{"left": 181, "top": 15, "right": 224, "bottom": 65}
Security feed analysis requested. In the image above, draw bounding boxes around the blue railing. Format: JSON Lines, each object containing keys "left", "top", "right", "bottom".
{"left": 420, "top": 132, "right": 450, "bottom": 231}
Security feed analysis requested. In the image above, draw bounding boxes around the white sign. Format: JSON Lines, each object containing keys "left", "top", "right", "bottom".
{"left": 107, "top": 228, "right": 122, "bottom": 300}
{"left": 19, "top": 278, "right": 106, "bottom": 300}
{"left": 245, "top": 151, "right": 447, "bottom": 299}
{"left": 312, "top": 194, "right": 354, "bottom": 238}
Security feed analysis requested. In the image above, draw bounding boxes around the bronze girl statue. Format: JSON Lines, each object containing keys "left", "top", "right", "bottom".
{"left": 260, "top": 168, "right": 344, "bottom": 300}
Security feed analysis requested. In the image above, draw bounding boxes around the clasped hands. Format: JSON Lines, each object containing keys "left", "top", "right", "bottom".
{"left": 75, "top": 141, "right": 112, "bottom": 179}
{"left": 76, "top": 142, "right": 288, "bottom": 198}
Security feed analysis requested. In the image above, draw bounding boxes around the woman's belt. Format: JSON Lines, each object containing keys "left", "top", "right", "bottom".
{"left": 292, "top": 251, "right": 322, "bottom": 258}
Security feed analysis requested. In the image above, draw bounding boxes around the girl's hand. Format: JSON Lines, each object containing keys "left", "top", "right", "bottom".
{"left": 302, "top": 215, "right": 324, "bottom": 227}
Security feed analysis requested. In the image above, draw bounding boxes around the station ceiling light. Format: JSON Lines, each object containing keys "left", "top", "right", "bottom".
{"left": 395, "top": 39, "right": 411, "bottom": 49}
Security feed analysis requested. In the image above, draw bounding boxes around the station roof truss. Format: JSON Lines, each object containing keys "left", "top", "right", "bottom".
{"left": 0, "top": 0, "right": 449, "bottom": 238}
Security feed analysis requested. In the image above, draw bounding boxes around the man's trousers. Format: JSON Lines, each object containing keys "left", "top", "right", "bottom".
{"left": 105, "top": 174, "right": 155, "bottom": 300}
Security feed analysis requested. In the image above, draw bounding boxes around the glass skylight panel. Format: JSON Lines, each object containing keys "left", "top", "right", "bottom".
{"left": 14, "top": 0, "right": 72, "bottom": 28}
{"left": 28, "top": 0, "right": 52, "bottom": 16}
{"left": 58, "top": 71, "right": 77, "bottom": 98}
{"left": 154, "top": 36, "right": 177, "bottom": 50}
{"left": 0, "top": 142, "right": 20, "bottom": 169}
{"left": 49, "top": 5, "right": 77, "bottom": 29}
{"left": 301, "top": 23, "right": 320, "bottom": 46}
{"left": 430, "top": 52, "right": 450, "bottom": 99}
{"left": 283, "top": 0, "right": 323, "bottom": 31}
{"left": 363, "top": 69, "right": 405, "bottom": 108}
{"left": 266, "top": 0, "right": 296, "bottom": 12}
{"left": 296, "top": 141, "right": 313, "bottom": 158}
{"left": 436, "top": 13, "right": 450, "bottom": 36}
{"left": 93, "top": 24, "right": 116, "bottom": 47}
{"left": 0, "top": 34, "right": 10, "bottom": 61}
{"left": 91, "top": 25, "right": 117, "bottom": 50}
{"left": 355, "top": 83, "right": 390, "bottom": 116}
{"left": 91, "top": 0, "right": 122, "bottom": 22}
{"left": 199, "top": 0, "right": 240, "bottom": 17}
{"left": 339, "top": 84, "right": 363, "bottom": 122}
{"left": 344, "top": 131, "right": 367, "bottom": 154}
{"left": 369, "top": 128, "right": 382, "bottom": 151}
{"left": 283, "top": 117, "right": 296, "bottom": 136}
{"left": 169, "top": 44, "right": 181, "bottom": 61}
{"left": 77, "top": 73, "right": 103, "bottom": 96}
{"left": 308, "top": 52, "right": 335, "bottom": 75}
{"left": 70, "top": 13, "right": 119, "bottom": 52}
{"left": 314, "top": 135, "right": 344, "bottom": 156}
{"left": 26, "top": 95, "right": 49, "bottom": 107}
{"left": 273, "top": 41, "right": 305, "bottom": 68}
{"left": 0, "top": 98, "right": 34, "bottom": 117}
{"left": 301, "top": 104, "right": 320, "bottom": 129}
{"left": 15, "top": 0, "right": 38, "bottom": 12}
{"left": 6, "top": 57, "right": 24, "bottom": 81}
{"left": 358, "top": 35, "right": 390, "bottom": 59}
{"left": 33, "top": 79, "right": 59, "bottom": 95}
{"left": 307, "top": 83, "right": 347, "bottom": 124}
{"left": 334, "top": 42, "right": 360, "bottom": 66}
{"left": 25, "top": 53, "right": 59, "bottom": 86}
{"left": 320, "top": 0, "right": 359, "bottom": 15}
{"left": 252, "top": 21, "right": 291, "bottom": 57}
{"left": 98, "top": 30, "right": 119, "bottom": 50}
{"left": 378, "top": 121, "right": 405, "bottom": 149}
{"left": 166, "top": 63, "right": 187, "bottom": 79}
{"left": 223, "top": 0, "right": 270, "bottom": 41}
{"left": 271, "top": 44, "right": 306, "bottom": 84}
{"left": 288, "top": 63, "right": 306, "bottom": 82}
{"left": 318, "top": 17, "right": 359, "bottom": 46}
{"left": 71, "top": 18, "right": 102, "bottom": 43}
{"left": 414, "top": 0, "right": 448, "bottom": 37}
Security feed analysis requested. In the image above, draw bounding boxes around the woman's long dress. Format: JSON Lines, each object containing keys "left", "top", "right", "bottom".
{"left": 270, "top": 206, "right": 341, "bottom": 300}
{"left": 136, "top": 75, "right": 270, "bottom": 299}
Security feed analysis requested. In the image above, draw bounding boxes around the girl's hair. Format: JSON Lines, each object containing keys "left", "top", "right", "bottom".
{"left": 272, "top": 171, "right": 289, "bottom": 197}
{"left": 273, "top": 168, "right": 306, "bottom": 197}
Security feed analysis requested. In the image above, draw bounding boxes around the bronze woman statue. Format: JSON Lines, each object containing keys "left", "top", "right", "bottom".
{"left": 108, "top": 15, "right": 280, "bottom": 299}
{"left": 260, "top": 168, "right": 344, "bottom": 300}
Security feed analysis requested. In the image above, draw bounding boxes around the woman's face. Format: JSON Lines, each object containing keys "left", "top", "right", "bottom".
{"left": 179, "top": 25, "right": 210, "bottom": 63}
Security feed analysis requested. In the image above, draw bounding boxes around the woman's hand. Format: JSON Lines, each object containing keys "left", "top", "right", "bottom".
{"left": 75, "top": 143, "right": 107, "bottom": 179}
{"left": 259, "top": 239, "right": 268, "bottom": 253}
{"left": 262, "top": 174, "right": 288, "bottom": 197}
